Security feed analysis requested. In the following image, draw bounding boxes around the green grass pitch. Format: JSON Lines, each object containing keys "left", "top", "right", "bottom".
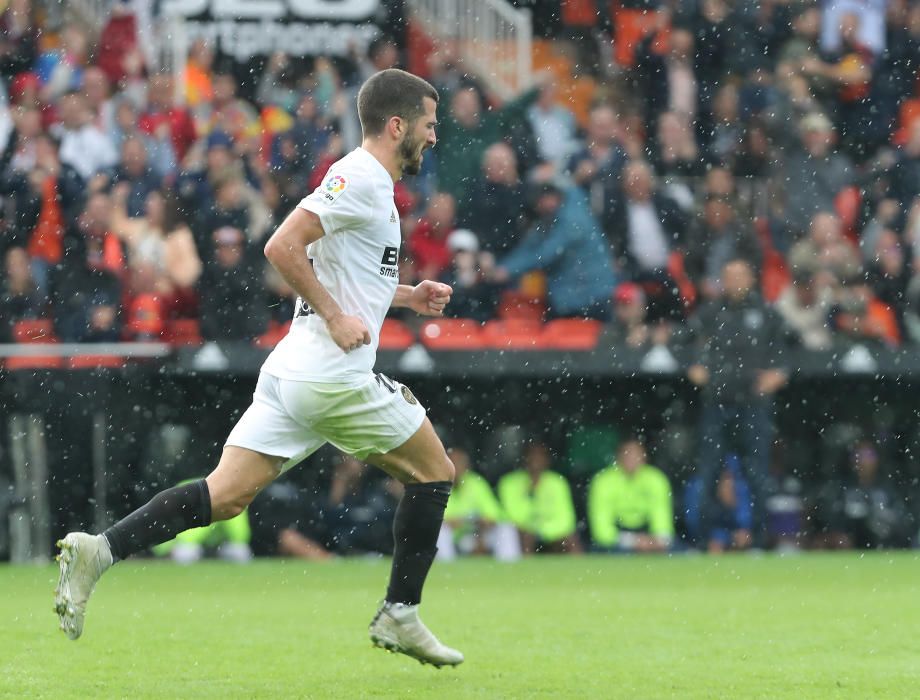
{"left": 2, "top": 554, "right": 919, "bottom": 699}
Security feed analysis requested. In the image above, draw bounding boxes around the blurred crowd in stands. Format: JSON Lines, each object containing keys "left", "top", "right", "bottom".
{"left": 3, "top": 0, "right": 920, "bottom": 348}
{"left": 2, "top": 0, "right": 919, "bottom": 555}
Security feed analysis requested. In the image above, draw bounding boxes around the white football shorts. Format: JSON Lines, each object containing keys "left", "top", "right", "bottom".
{"left": 225, "top": 371, "right": 426, "bottom": 470}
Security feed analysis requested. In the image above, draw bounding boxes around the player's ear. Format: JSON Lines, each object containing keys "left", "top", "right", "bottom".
{"left": 387, "top": 115, "right": 403, "bottom": 139}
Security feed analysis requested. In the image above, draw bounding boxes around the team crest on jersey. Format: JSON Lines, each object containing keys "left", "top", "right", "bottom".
{"left": 401, "top": 385, "right": 418, "bottom": 405}
{"left": 321, "top": 174, "right": 348, "bottom": 203}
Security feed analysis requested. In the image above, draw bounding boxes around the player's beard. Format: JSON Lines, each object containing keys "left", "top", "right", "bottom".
{"left": 399, "top": 134, "right": 425, "bottom": 176}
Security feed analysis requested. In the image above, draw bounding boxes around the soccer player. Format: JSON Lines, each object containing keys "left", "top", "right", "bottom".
{"left": 54, "top": 69, "right": 463, "bottom": 667}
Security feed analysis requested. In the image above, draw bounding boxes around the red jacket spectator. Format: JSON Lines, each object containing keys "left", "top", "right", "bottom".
{"left": 408, "top": 192, "right": 456, "bottom": 280}
{"left": 139, "top": 75, "right": 197, "bottom": 161}
{"left": 96, "top": 6, "right": 140, "bottom": 85}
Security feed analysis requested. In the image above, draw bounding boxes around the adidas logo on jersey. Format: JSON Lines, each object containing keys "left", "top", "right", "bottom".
{"left": 390, "top": 210, "right": 398, "bottom": 223}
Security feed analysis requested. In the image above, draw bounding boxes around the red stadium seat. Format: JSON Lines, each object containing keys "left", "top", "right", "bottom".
{"left": 378, "top": 319, "right": 415, "bottom": 350}
{"left": 540, "top": 319, "right": 603, "bottom": 350}
{"left": 419, "top": 318, "right": 485, "bottom": 350}
{"left": 162, "top": 319, "right": 203, "bottom": 346}
{"left": 65, "top": 355, "right": 127, "bottom": 370}
{"left": 12, "top": 318, "right": 56, "bottom": 342}
{"left": 7, "top": 319, "right": 62, "bottom": 370}
{"left": 255, "top": 321, "right": 291, "bottom": 349}
{"left": 481, "top": 320, "right": 548, "bottom": 350}
{"left": 497, "top": 290, "right": 546, "bottom": 322}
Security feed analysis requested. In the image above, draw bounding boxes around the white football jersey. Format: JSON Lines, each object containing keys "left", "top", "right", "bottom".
{"left": 261, "top": 147, "right": 402, "bottom": 383}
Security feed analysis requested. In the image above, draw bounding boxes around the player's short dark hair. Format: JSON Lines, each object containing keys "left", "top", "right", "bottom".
{"left": 357, "top": 68, "right": 438, "bottom": 137}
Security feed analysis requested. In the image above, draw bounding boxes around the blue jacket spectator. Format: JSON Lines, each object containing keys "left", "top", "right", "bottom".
{"left": 498, "top": 183, "right": 616, "bottom": 320}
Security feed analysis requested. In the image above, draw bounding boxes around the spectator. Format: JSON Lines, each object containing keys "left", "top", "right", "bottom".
{"left": 633, "top": 23, "right": 700, "bottom": 135}
{"left": 191, "top": 162, "right": 271, "bottom": 262}
{"left": 772, "top": 112, "right": 855, "bottom": 238}
{"left": 775, "top": 269, "right": 836, "bottom": 350}
{"left": 54, "top": 91, "right": 119, "bottom": 181}
{"left": 6, "top": 104, "right": 43, "bottom": 174}
{"left": 526, "top": 81, "right": 579, "bottom": 170}
{"left": 498, "top": 443, "right": 580, "bottom": 554}
{"left": 460, "top": 142, "right": 528, "bottom": 256}
{"left": 36, "top": 26, "right": 90, "bottom": 102}
{"left": 197, "top": 225, "right": 268, "bottom": 341}
{"left": 184, "top": 39, "right": 215, "bottom": 109}
{"left": 50, "top": 195, "right": 124, "bottom": 343}
{"left": 652, "top": 110, "right": 703, "bottom": 186}
{"left": 111, "top": 183, "right": 201, "bottom": 297}
{"left": 684, "top": 460, "right": 754, "bottom": 553}
{"left": 588, "top": 438, "right": 674, "bottom": 552}
{"left": 495, "top": 182, "right": 616, "bottom": 320}
{"left": 408, "top": 192, "right": 456, "bottom": 280}
{"left": 95, "top": 0, "right": 143, "bottom": 87}
{"left": 687, "top": 259, "right": 789, "bottom": 547}
{"left": 684, "top": 183, "right": 761, "bottom": 300}
{"left": 112, "top": 135, "right": 162, "bottom": 217}
{"left": 705, "top": 84, "right": 743, "bottom": 167}
{"left": 0, "top": 246, "right": 43, "bottom": 341}
{"left": 804, "top": 13, "right": 880, "bottom": 158}
{"left": 788, "top": 212, "right": 862, "bottom": 283}
{"left": 139, "top": 74, "right": 197, "bottom": 162}
{"left": 830, "top": 279, "right": 901, "bottom": 347}
{"left": 176, "top": 130, "right": 235, "bottom": 226}
{"left": 810, "top": 440, "right": 911, "bottom": 549}
{"left": 108, "top": 98, "right": 177, "bottom": 177}
{"left": 322, "top": 456, "right": 400, "bottom": 555}
{"left": 567, "top": 103, "right": 629, "bottom": 225}
{"left": 197, "top": 64, "right": 260, "bottom": 142}
{"left": 865, "top": 227, "right": 910, "bottom": 327}
{"left": 20, "top": 134, "right": 84, "bottom": 293}
{"left": 608, "top": 282, "right": 671, "bottom": 349}
{"left": 82, "top": 66, "right": 115, "bottom": 133}
{"left": 439, "top": 229, "right": 500, "bottom": 322}
{"left": 0, "top": 0, "right": 38, "bottom": 80}
{"left": 257, "top": 52, "right": 303, "bottom": 115}
{"left": 436, "top": 81, "right": 542, "bottom": 202}
{"left": 248, "top": 481, "right": 333, "bottom": 560}
{"left": 437, "top": 447, "right": 521, "bottom": 562}
{"left": 605, "top": 160, "right": 686, "bottom": 276}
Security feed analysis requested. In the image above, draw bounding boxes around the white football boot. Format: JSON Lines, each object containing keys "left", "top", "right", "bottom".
{"left": 369, "top": 601, "right": 464, "bottom": 667}
{"left": 54, "top": 532, "right": 113, "bottom": 640}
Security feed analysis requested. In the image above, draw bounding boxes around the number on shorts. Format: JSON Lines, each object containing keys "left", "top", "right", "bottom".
{"left": 375, "top": 373, "right": 398, "bottom": 394}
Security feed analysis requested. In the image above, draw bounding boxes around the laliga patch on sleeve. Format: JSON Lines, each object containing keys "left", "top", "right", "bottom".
{"left": 320, "top": 173, "right": 348, "bottom": 204}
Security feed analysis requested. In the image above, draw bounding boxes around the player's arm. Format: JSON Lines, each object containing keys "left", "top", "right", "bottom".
{"left": 391, "top": 282, "right": 453, "bottom": 316}
{"left": 263, "top": 208, "right": 370, "bottom": 351}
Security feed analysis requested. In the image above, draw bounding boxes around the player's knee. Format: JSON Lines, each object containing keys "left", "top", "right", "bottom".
{"left": 211, "top": 492, "right": 253, "bottom": 521}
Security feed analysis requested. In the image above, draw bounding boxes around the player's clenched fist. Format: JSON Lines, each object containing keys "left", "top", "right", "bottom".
{"left": 410, "top": 280, "right": 453, "bottom": 316}
{"left": 327, "top": 312, "right": 371, "bottom": 352}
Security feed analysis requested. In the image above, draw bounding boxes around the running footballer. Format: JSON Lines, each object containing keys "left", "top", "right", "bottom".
{"left": 54, "top": 69, "right": 463, "bottom": 667}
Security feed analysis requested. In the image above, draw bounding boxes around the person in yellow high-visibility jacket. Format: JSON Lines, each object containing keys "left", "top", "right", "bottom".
{"left": 153, "top": 479, "right": 252, "bottom": 563}
{"left": 436, "top": 448, "right": 521, "bottom": 561}
{"left": 588, "top": 439, "right": 674, "bottom": 552}
{"left": 497, "top": 442, "right": 580, "bottom": 553}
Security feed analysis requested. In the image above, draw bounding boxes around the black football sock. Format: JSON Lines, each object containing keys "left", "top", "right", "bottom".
{"left": 102, "top": 479, "right": 211, "bottom": 561}
{"left": 386, "top": 480, "right": 451, "bottom": 606}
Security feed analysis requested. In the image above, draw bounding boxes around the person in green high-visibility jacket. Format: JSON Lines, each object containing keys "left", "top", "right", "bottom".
{"left": 588, "top": 439, "right": 674, "bottom": 552}
{"left": 497, "top": 442, "right": 580, "bottom": 553}
{"left": 437, "top": 448, "right": 521, "bottom": 561}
